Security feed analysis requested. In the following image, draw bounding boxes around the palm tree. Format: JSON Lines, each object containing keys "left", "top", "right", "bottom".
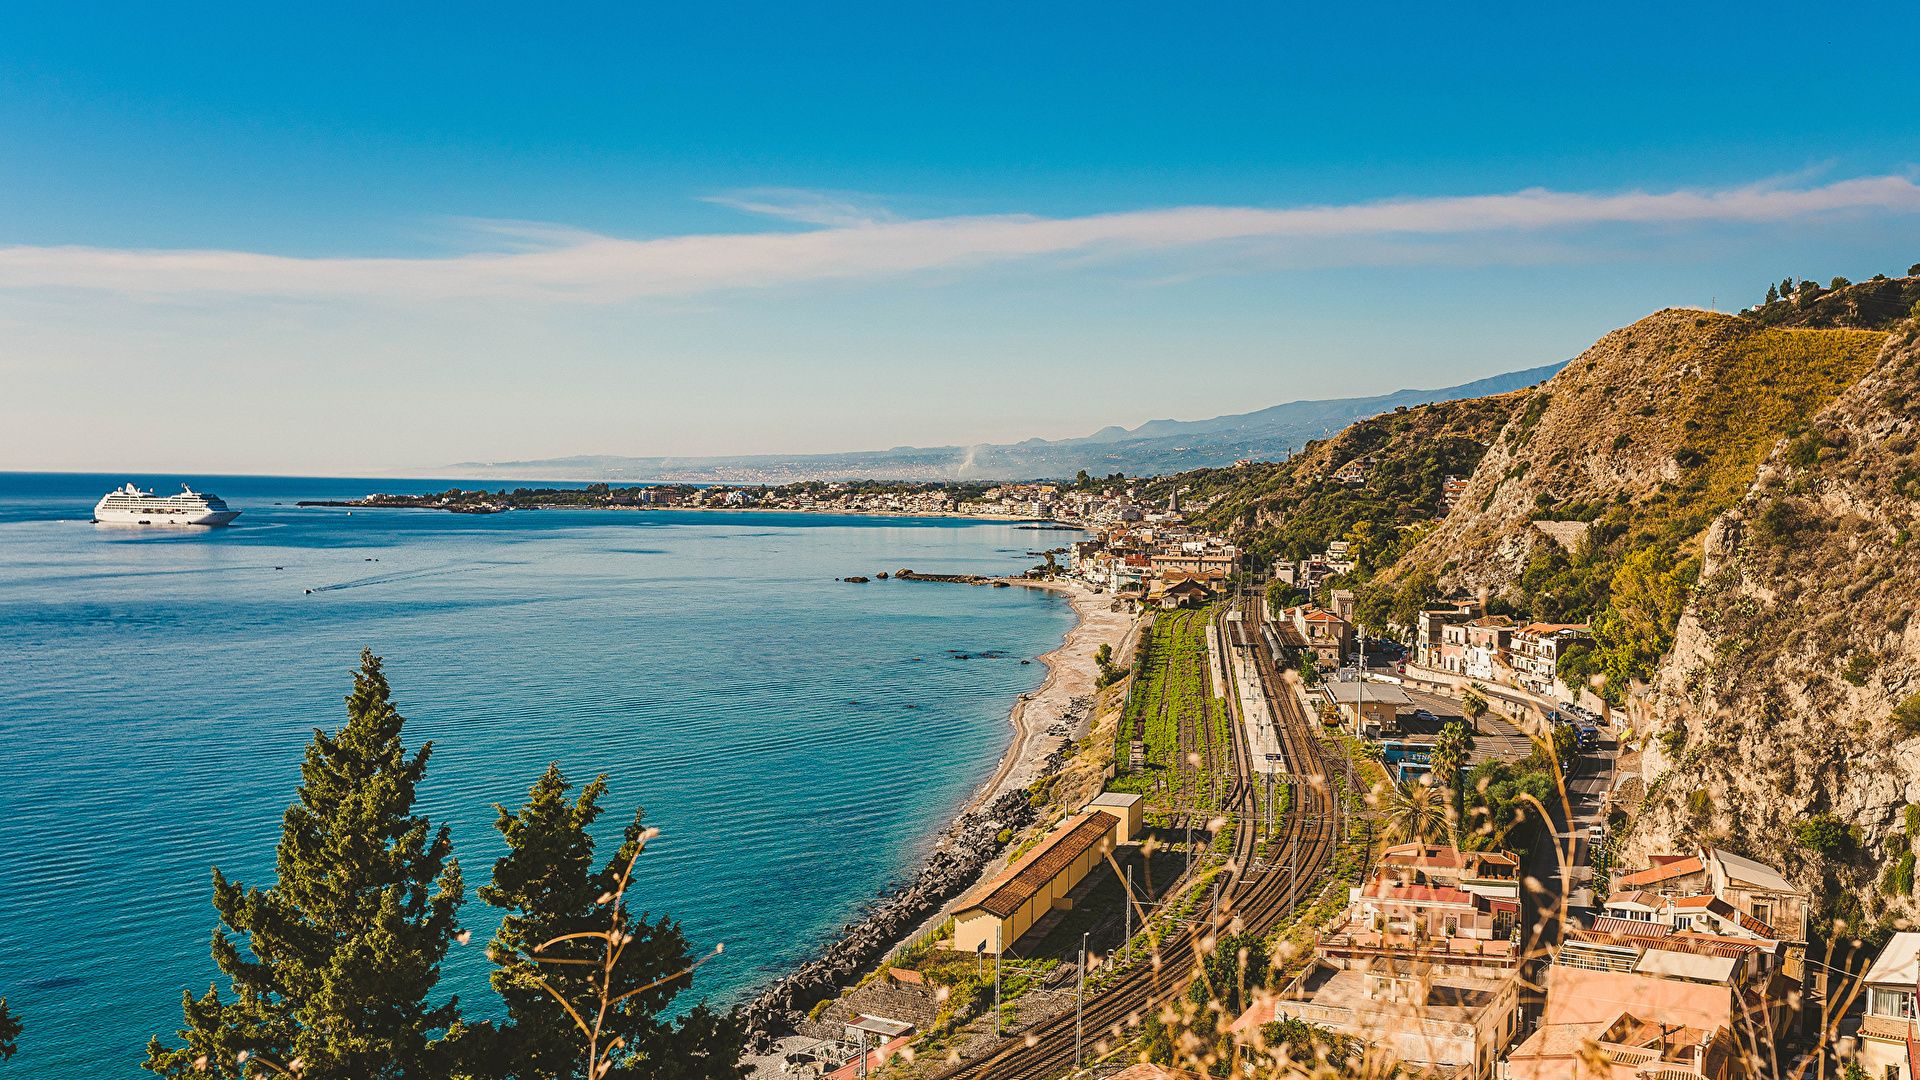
{"left": 1381, "top": 776, "right": 1449, "bottom": 846}
{"left": 1430, "top": 721, "right": 1473, "bottom": 790}
{"left": 1461, "top": 682, "right": 1489, "bottom": 735}
{"left": 1430, "top": 721, "right": 1474, "bottom": 841}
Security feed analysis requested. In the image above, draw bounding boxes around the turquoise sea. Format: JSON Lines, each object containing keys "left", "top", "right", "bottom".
{"left": 0, "top": 472, "right": 1079, "bottom": 1076}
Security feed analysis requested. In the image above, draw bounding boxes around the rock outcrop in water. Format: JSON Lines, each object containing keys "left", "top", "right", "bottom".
{"left": 741, "top": 788, "right": 1037, "bottom": 1047}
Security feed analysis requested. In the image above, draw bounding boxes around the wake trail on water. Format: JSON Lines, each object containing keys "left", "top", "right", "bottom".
{"left": 307, "top": 563, "right": 492, "bottom": 593}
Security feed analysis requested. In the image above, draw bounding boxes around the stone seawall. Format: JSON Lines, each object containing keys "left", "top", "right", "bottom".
{"left": 740, "top": 789, "right": 1037, "bottom": 1048}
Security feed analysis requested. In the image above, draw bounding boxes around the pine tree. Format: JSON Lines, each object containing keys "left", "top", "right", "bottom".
{"left": 1764, "top": 283, "right": 1778, "bottom": 304}
{"left": 0, "top": 996, "right": 20, "bottom": 1061}
{"left": 145, "top": 650, "right": 464, "bottom": 1079}
{"left": 474, "top": 765, "right": 745, "bottom": 1080}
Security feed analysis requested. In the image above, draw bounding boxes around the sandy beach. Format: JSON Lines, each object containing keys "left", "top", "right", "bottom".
{"left": 969, "top": 579, "right": 1136, "bottom": 805}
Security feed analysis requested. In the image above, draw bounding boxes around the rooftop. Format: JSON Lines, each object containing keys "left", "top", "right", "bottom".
{"left": 954, "top": 811, "right": 1118, "bottom": 920}
{"left": 1615, "top": 855, "right": 1705, "bottom": 888}
{"left": 1323, "top": 681, "right": 1413, "bottom": 706}
{"left": 1864, "top": 932, "right": 1920, "bottom": 987}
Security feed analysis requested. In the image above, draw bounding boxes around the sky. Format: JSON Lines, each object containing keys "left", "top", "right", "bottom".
{"left": 3, "top": 2, "right": 1919, "bottom": 476}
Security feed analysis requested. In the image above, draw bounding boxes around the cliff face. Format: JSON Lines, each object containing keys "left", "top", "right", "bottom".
{"left": 1632, "top": 324, "right": 1920, "bottom": 917}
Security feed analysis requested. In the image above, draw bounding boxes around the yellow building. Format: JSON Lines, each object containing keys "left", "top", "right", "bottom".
{"left": 952, "top": 794, "right": 1141, "bottom": 955}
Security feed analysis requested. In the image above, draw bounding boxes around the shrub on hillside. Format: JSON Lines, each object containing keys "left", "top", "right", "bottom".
{"left": 1794, "top": 812, "right": 1853, "bottom": 857}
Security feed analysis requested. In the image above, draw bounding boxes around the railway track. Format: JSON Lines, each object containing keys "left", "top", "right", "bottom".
{"left": 934, "top": 605, "right": 1346, "bottom": 1079}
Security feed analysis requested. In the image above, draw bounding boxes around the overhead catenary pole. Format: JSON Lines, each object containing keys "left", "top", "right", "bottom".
{"left": 993, "top": 925, "right": 1003, "bottom": 1036}
{"left": 1124, "top": 864, "right": 1133, "bottom": 965}
{"left": 1076, "top": 931, "right": 1089, "bottom": 1069}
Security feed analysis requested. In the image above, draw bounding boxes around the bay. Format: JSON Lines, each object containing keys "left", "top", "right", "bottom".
{"left": 0, "top": 472, "right": 1078, "bottom": 1076}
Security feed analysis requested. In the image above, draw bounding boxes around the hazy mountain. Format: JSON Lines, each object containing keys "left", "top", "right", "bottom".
{"left": 450, "top": 362, "right": 1566, "bottom": 483}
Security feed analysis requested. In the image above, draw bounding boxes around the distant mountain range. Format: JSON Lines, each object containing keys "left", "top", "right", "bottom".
{"left": 450, "top": 362, "right": 1567, "bottom": 483}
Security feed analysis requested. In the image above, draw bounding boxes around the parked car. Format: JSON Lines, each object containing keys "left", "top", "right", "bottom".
{"left": 1411, "top": 708, "right": 1437, "bottom": 723}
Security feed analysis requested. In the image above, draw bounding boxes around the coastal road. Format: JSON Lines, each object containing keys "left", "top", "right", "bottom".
{"left": 932, "top": 605, "right": 1342, "bottom": 1080}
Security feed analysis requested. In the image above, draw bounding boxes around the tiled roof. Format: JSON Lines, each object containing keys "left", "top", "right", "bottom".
{"left": 1616, "top": 856, "right": 1705, "bottom": 887}
{"left": 1363, "top": 882, "right": 1476, "bottom": 906}
{"left": 955, "top": 811, "right": 1118, "bottom": 920}
{"left": 1592, "top": 916, "right": 1672, "bottom": 938}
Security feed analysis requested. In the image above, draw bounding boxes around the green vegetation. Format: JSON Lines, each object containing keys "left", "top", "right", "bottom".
{"left": 143, "top": 650, "right": 743, "bottom": 1080}
{"left": 1893, "top": 693, "right": 1920, "bottom": 737}
{"left": 1461, "top": 751, "right": 1560, "bottom": 860}
{"left": 1794, "top": 813, "right": 1854, "bottom": 857}
{"left": 1110, "top": 608, "right": 1231, "bottom": 810}
{"left": 1141, "top": 392, "right": 1522, "bottom": 574}
{"left": 0, "top": 998, "right": 18, "bottom": 1062}
{"left": 1906, "top": 804, "right": 1920, "bottom": 839}
{"left": 1746, "top": 272, "right": 1920, "bottom": 331}
{"left": 1260, "top": 1019, "right": 1361, "bottom": 1071}
{"left": 1888, "top": 852, "right": 1916, "bottom": 898}
{"left": 1842, "top": 652, "right": 1878, "bottom": 686}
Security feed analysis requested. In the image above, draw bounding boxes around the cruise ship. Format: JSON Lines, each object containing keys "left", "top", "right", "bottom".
{"left": 92, "top": 483, "right": 241, "bottom": 526}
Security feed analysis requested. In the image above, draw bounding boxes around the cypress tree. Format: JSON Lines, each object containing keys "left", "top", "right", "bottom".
{"left": 145, "top": 650, "right": 464, "bottom": 1079}
{"left": 475, "top": 765, "right": 745, "bottom": 1080}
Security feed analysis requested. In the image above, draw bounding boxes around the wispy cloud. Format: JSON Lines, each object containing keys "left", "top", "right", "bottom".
{"left": 3, "top": 174, "right": 1916, "bottom": 302}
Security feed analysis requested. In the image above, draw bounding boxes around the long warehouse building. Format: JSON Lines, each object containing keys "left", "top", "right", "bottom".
{"left": 952, "top": 793, "right": 1142, "bottom": 955}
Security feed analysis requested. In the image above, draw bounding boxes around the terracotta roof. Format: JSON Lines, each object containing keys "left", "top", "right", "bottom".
{"left": 1603, "top": 890, "right": 1659, "bottom": 909}
{"left": 955, "top": 811, "right": 1118, "bottom": 920}
{"left": 1298, "top": 608, "right": 1344, "bottom": 623}
{"left": 1566, "top": 927, "right": 1763, "bottom": 960}
{"left": 1379, "top": 843, "right": 1520, "bottom": 872}
{"left": 1363, "top": 882, "right": 1476, "bottom": 906}
{"left": 1592, "top": 916, "right": 1672, "bottom": 938}
{"left": 1671, "top": 896, "right": 1778, "bottom": 938}
{"left": 1616, "top": 856, "right": 1704, "bottom": 887}
{"left": 1517, "top": 622, "right": 1590, "bottom": 635}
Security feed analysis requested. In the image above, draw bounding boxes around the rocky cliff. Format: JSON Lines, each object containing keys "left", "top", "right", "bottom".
{"left": 1631, "top": 320, "right": 1920, "bottom": 924}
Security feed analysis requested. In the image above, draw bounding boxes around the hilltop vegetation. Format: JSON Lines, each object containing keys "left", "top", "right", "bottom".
{"left": 1744, "top": 269, "right": 1920, "bottom": 330}
{"left": 1140, "top": 390, "right": 1529, "bottom": 585}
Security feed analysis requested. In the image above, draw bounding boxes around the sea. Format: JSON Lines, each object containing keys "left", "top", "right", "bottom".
{"left": 0, "top": 472, "right": 1081, "bottom": 1076}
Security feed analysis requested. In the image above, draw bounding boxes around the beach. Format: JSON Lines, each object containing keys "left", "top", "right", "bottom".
{"left": 970, "top": 579, "right": 1136, "bottom": 804}
{"left": 741, "top": 577, "right": 1136, "bottom": 1068}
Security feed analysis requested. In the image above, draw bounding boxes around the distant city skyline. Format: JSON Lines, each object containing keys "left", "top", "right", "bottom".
{"left": 3, "top": 3, "right": 1919, "bottom": 475}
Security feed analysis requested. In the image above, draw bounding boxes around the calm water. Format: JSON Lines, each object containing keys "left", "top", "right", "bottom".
{"left": 0, "top": 472, "right": 1078, "bottom": 1075}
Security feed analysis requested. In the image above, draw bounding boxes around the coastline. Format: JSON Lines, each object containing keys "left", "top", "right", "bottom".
{"left": 294, "top": 498, "right": 1078, "bottom": 527}
{"left": 964, "top": 579, "right": 1134, "bottom": 809}
{"left": 739, "top": 578, "right": 1134, "bottom": 1063}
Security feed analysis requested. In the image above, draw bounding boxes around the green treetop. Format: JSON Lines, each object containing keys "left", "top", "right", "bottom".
{"left": 145, "top": 649, "right": 464, "bottom": 1080}
{"left": 473, "top": 765, "right": 745, "bottom": 1080}
{"left": 0, "top": 997, "right": 20, "bottom": 1062}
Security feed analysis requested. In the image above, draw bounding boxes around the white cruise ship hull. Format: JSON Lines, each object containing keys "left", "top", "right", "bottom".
{"left": 93, "top": 505, "right": 241, "bottom": 526}
{"left": 92, "top": 484, "right": 241, "bottom": 526}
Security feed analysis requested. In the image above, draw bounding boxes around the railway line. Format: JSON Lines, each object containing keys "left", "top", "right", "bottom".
{"left": 933, "top": 603, "right": 1348, "bottom": 1079}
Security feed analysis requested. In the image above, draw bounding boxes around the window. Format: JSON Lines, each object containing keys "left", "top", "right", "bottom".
{"left": 1750, "top": 901, "right": 1772, "bottom": 927}
{"left": 1868, "top": 987, "right": 1915, "bottom": 1019}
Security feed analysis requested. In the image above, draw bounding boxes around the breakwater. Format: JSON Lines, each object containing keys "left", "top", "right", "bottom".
{"left": 741, "top": 788, "right": 1038, "bottom": 1047}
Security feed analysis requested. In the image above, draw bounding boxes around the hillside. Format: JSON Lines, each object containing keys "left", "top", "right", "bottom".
{"left": 1139, "top": 389, "right": 1530, "bottom": 573}
{"left": 1628, "top": 320, "right": 1920, "bottom": 929}
{"left": 448, "top": 363, "right": 1563, "bottom": 483}
{"left": 1359, "top": 309, "right": 1888, "bottom": 694}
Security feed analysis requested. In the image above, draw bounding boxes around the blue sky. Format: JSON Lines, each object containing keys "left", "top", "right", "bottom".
{"left": 4, "top": 2, "right": 1919, "bottom": 474}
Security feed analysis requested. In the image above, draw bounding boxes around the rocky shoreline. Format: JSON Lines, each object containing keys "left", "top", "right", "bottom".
{"left": 740, "top": 788, "right": 1038, "bottom": 1049}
